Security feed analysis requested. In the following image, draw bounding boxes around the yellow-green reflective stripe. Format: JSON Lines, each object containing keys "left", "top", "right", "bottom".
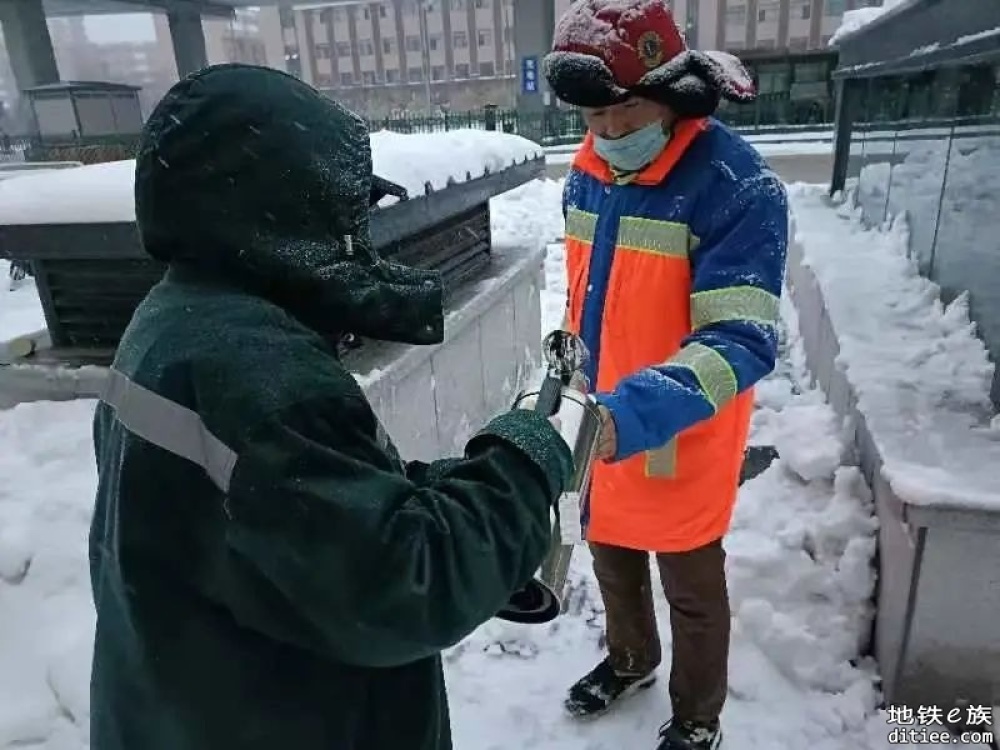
{"left": 668, "top": 342, "right": 738, "bottom": 412}
{"left": 691, "top": 286, "right": 780, "bottom": 330}
{"left": 566, "top": 207, "right": 598, "bottom": 243}
{"left": 645, "top": 438, "right": 677, "bottom": 478}
{"left": 617, "top": 216, "right": 690, "bottom": 258}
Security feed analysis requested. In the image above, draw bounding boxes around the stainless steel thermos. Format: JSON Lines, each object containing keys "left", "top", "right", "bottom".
{"left": 511, "top": 330, "right": 602, "bottom": 546}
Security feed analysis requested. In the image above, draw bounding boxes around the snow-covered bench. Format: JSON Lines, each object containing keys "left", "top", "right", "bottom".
{"left": 0, "top": 130, "right": 551, "bottom": 459}
{"left": 786, "top": 185, "right": 1000, "bottom": 715}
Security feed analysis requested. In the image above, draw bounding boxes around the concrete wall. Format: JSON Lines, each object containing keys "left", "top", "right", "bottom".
{"left": 0, "top": 245, "right": 546, "bottom": 465}
{"left": 786, "top": 218, "right": 1000, "bottom": 712}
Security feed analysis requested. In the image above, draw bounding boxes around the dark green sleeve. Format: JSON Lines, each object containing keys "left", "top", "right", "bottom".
{"left": 221, "top": 395, "right": 572, "bottom": 669}
{"left": 403, "top": 458, "right": 462, "bottom": 484}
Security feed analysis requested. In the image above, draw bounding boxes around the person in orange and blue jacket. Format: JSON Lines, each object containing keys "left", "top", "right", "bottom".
{"left": 543, "top": 2, "right": 789, "bottom": 749}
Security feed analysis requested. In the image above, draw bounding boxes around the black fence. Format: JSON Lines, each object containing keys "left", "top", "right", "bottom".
{"left": 0, "top": 92, "right": 837, "bottom": 166}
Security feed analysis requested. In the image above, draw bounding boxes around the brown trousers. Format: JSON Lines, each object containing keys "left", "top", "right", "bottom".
{"left": 590, "top": 538, "right": 730, "bottom": 724}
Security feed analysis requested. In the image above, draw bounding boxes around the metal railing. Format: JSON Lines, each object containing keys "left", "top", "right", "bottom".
{"left": 0, "top": 95, "right": 836, "bottom": 165}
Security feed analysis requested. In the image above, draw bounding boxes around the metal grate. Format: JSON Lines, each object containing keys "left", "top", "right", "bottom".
{"left": 25, "top": 204, "right": 491, "bottom": 356}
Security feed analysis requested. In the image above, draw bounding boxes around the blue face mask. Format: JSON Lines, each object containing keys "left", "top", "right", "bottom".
{"left": 592, "top": 120, "right": 670, "bottom": 172}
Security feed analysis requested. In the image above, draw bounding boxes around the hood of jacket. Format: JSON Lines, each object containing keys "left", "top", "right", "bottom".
{"left": 134, "top": 63, "right": 444, "bottom": 345}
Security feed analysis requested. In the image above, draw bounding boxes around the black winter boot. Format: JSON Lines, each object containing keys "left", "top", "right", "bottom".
{"left": 564, "top": 657, "right": 657, "bottom": 718}
{"left": 656, "top": 718, "right": 722, "bottom": 749}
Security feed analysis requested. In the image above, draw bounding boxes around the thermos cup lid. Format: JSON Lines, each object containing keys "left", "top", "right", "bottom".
{"left": 495, "top": 578, "right": 562, "bottom": 624}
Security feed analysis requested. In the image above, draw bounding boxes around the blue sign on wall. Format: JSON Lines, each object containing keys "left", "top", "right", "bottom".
{"left": 521, "top": 56, "right": 539, "bottom": 94}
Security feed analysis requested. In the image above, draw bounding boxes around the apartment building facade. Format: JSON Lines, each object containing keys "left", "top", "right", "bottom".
{"left": 258, "top": 0, "right": 877, "bottom": 116}
{"left": 258, "top": 0, "right": 531, "bottom": 116}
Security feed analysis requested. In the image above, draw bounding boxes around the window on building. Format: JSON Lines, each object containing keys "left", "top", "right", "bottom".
{"left": 825, "top": 0, "right": 845, "bottom": 15}
{"left": 452, "top": 0, "right": 466, "bottom": 9}
{"left": 319, "top": 8, "right": 332, "bottom": 24}
{"left": 336, "top": 42, "right": 352, "bottom": 57}
{"left": 795, "top": 61, "right": 825, "bottom": 82}
{"left": 358, "top": 39, "right": 374, "bottom": 55}
{"left": 800, "top": 3, "right": 811, "bottom": 20}
{"left": 314, "top": 43, "right": 331, "bottom": 59}
{"left": 475, "top": 0, "right": 490, "bottom": 8}
{"left": 477, "top": 29, "right": 492, "bottom": 46}
{"left": 279, "top": 7, "right": 295, "bottom": 28}
{"left": 315, "top": 73, "right": 333, "bottom": 87}
{"left": 362, "top": 70, "right": 377, "bottom": 84}
{"left": 479, "top": 61, "right": 495, "bottom": 76}
{"left": 405, "top": 35, "right": 422, "bottom": 51}
{"left": 429, "top": 33, "right": 442, "bottom": 51}
{"left": 432, "top": 65, "right": 446, "bottom": 80}
{"left": 408, "top": 66, "right": 424, "bottom": 81}
{"left": 383, "top": 37, "right": 396, "bottom": 54}
{"left": 726, "top": 3, "right": 746, "bottom": 24}
{"left": 789, "top": 36, "right": 809, "bottom": 50}
{"left": 379, "top": 4, "right": 388, "bottom": 17}
{"left": 363, "top": 7, "right": 370, "bottom": 19}
{"left": 454, "top": 62, "right": 470, "bottom": 78}
{"left": 453, "top": 30, "right": 468, "bottom": 48}
{"left": 340, "top": 72, "right": 355, "bottom": 86}
{"left": 758, "top": 8, "right": 766, "bottom": 22}
{"left": 386, "top": 68, "right": 400, "bottom": 83}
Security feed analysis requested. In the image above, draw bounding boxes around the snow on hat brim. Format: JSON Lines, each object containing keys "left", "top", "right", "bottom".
{"left": 543, "top": 47, "right": 756, "bottom": 117}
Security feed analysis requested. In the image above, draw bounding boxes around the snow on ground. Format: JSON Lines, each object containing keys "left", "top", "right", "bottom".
{"left": 789, "top": 183, "right": 1000, "bottom": 512}
{"left": 0, "top": 175, "right": 991, "bottom": 749}
{"left": 0, "top": 261, "right": 46, "bottom": 355}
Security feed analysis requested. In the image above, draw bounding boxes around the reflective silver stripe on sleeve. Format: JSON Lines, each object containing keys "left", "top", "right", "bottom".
{"left": 100, "top": 367, "right": 238, "bottom": 493}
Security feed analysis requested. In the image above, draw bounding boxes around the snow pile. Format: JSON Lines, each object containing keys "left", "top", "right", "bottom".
{"left": 789, "top": 183, "right": 1000, "bottom": 511}
{"left": 829, "top": 0, "right": 908, "bottom": 46}
{"left": 0, "top": 262, "right": 47, "bottom": 355}
{"left": 0, "top": 130, "right": 543, "bottom": 226}
{"left": 0, "top": 399, "right": 96, "bottom": 750}
{"left": 856, "top": 134, "right": 1000, "bottom": 280}
{"left": 371, "top": 128, "right": 542, "bottom": 205}
{"left": 489, "top": 178, "right": 565, "bottom": 254}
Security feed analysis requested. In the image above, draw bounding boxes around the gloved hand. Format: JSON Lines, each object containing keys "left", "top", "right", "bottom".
{"left": 491, "top": 415, "right": 570, "bottom": 626}
{"left": 595, "top": 404, "right": 617, "bottom": 461}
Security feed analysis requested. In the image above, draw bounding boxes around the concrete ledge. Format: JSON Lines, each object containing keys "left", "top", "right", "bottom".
{"left": 0, "top": 246, "right": 546, "bottom": 464}
{"left": 786, "top": 219, "right": 999, "bottom": 711}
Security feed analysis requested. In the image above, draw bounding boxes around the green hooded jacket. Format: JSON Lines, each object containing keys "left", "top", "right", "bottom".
{"left": 89, "top": 63, "right": 573, "bottom": 750}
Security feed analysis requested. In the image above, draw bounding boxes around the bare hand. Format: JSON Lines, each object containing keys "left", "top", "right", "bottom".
{"left": 595, "top": 405, "right": 617, "bottom": 461}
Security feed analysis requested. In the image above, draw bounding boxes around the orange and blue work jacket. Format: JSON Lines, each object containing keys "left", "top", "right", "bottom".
{"left": 564, "top": 117, "right": 788, "bottom": 553}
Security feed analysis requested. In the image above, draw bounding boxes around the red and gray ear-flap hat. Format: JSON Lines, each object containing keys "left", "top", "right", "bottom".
{"left": 542, "top": 0, "right": 757, "bottom": 118}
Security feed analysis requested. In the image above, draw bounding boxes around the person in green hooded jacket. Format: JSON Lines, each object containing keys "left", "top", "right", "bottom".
{"left": 89, "top": 63, "right": 575, "bottom": 750}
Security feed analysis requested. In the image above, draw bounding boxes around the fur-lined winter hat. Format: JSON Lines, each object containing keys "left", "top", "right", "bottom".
{"left": 543, "top": 0, "right": 756, "bottom": 118}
